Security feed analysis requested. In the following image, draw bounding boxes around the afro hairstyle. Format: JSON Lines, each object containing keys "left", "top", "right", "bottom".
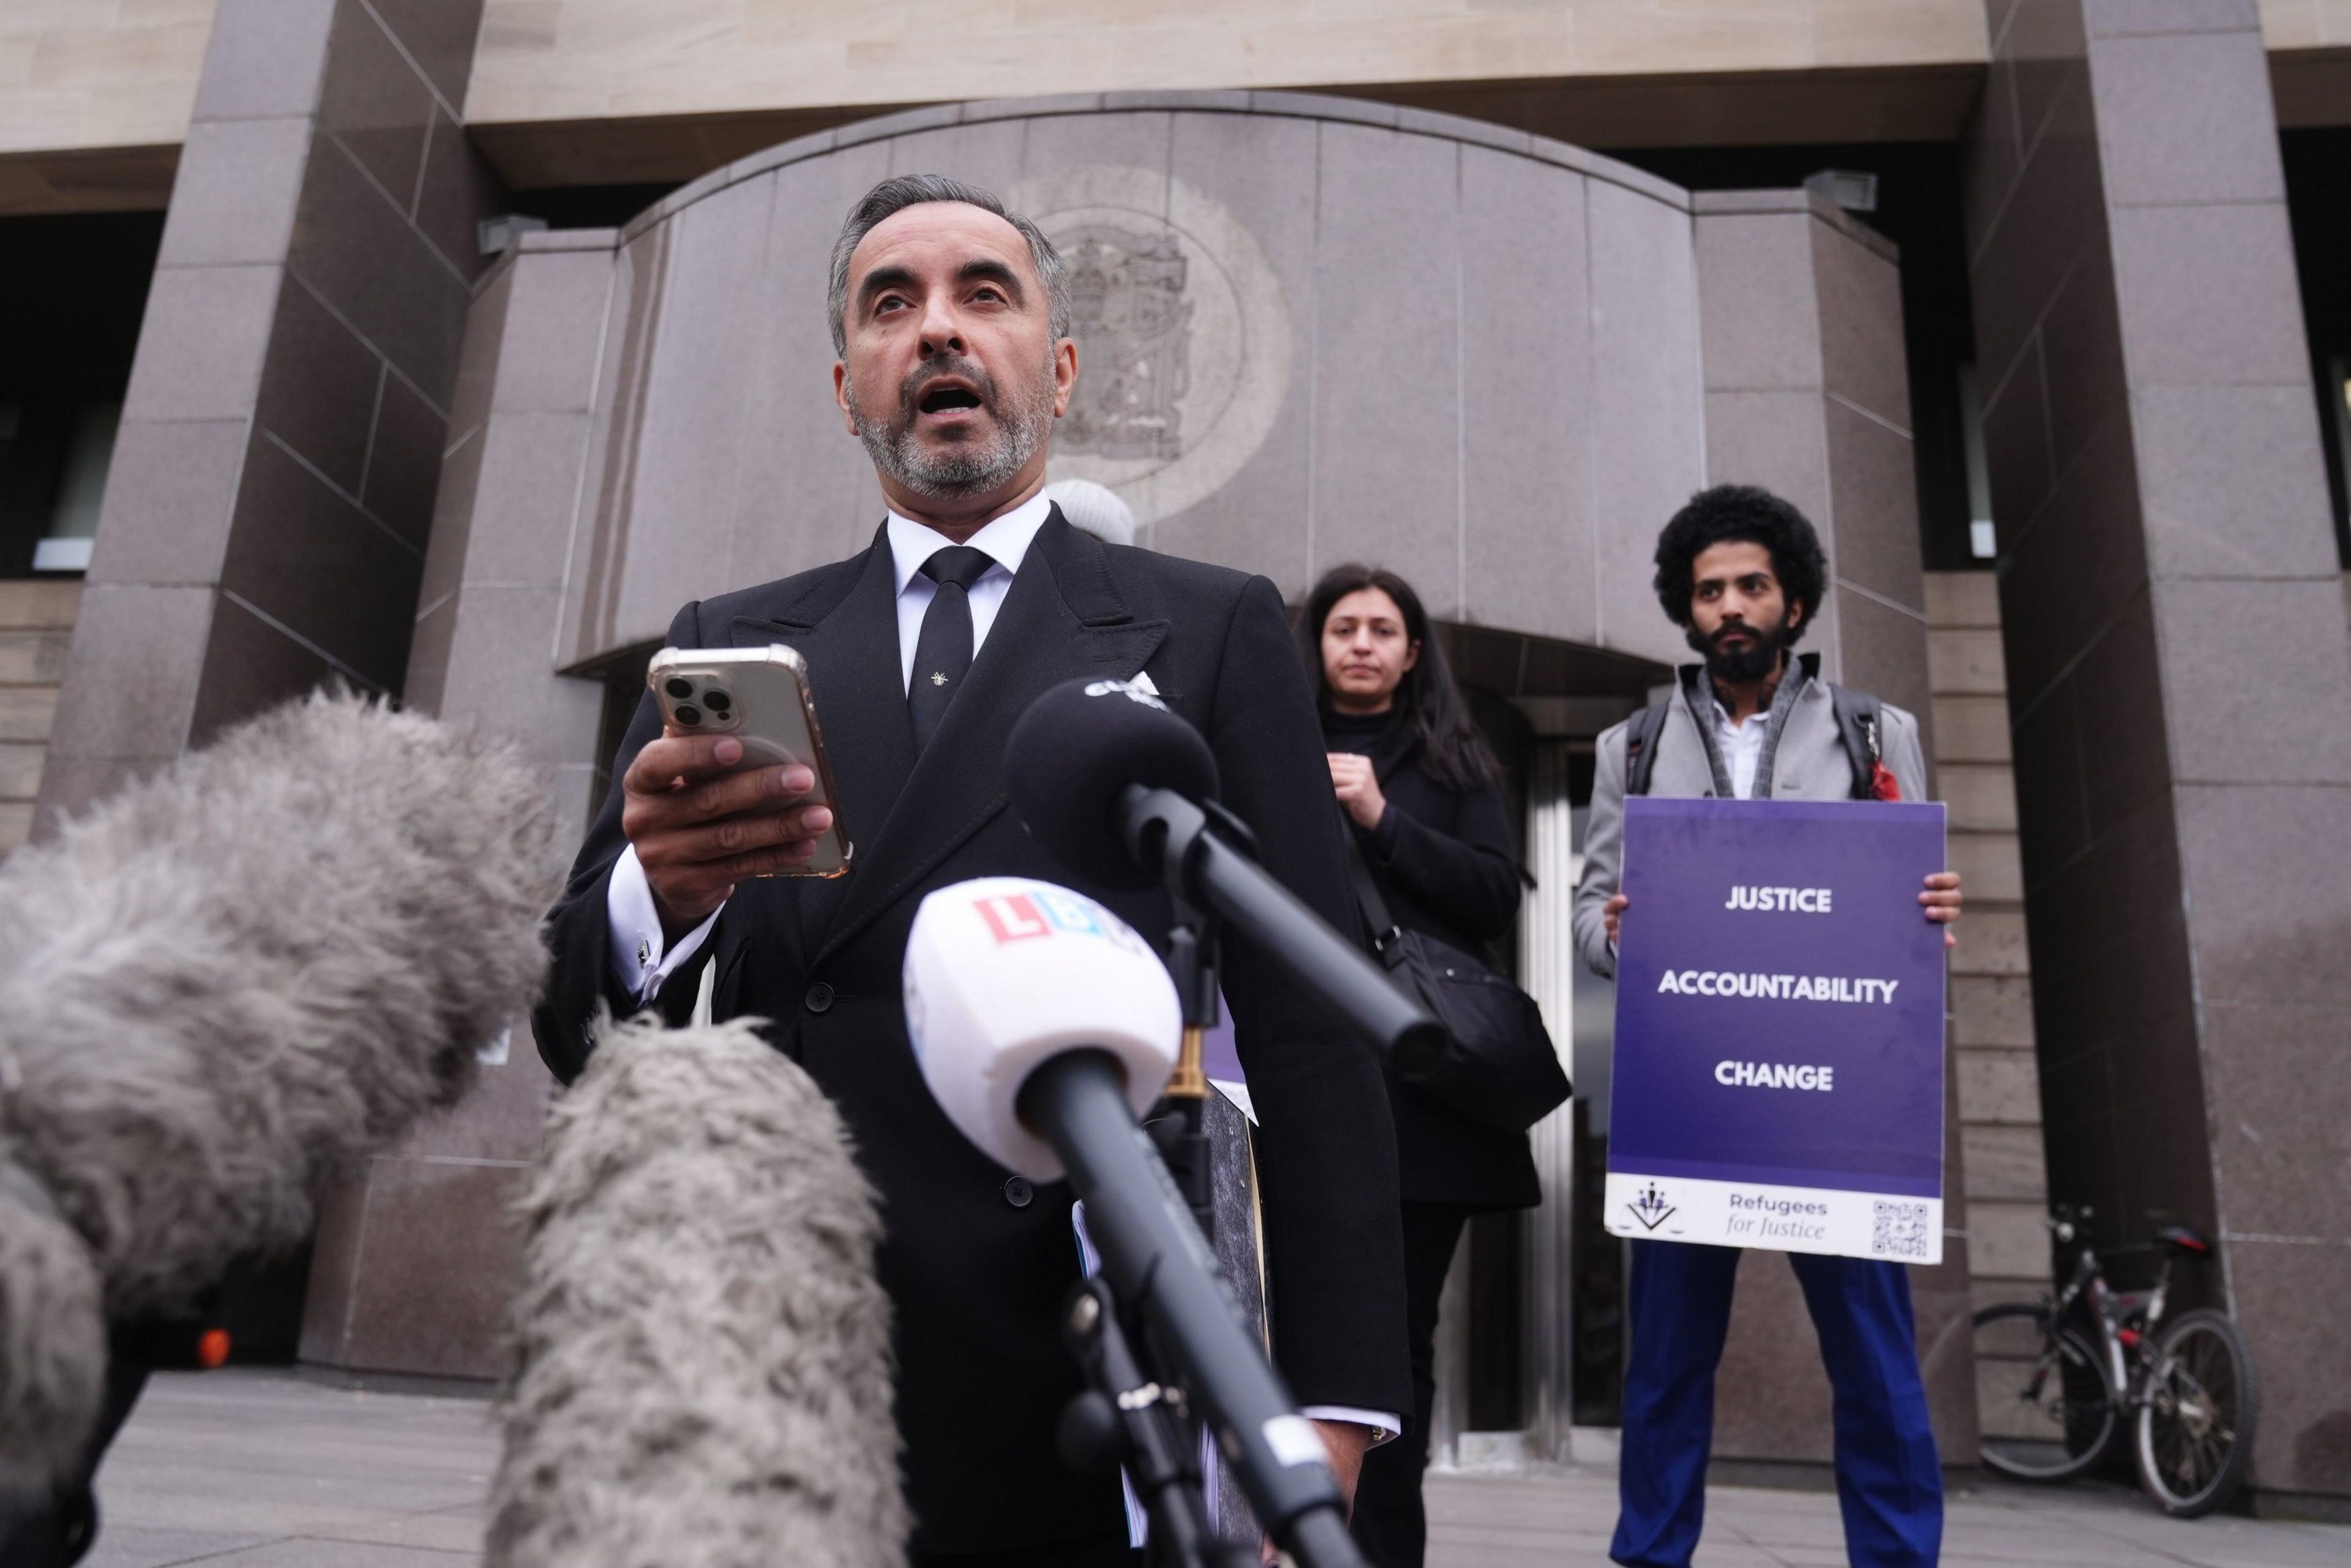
{"left": 1651, "top": 484, "right": 1829, "bottom": 643}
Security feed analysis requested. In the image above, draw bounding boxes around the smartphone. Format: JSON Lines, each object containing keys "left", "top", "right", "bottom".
{"left": 645, "top": 644, "right": 852, "bottom": 878}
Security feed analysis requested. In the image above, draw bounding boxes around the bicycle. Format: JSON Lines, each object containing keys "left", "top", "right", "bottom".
{"left": 1969, "top": 1204, "right": 2259, "bottom": 1517}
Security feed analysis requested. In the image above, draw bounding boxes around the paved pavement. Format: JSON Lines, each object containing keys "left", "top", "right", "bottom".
{"left": 77, "top": 1369, "right": 2351, "bottom": 1567}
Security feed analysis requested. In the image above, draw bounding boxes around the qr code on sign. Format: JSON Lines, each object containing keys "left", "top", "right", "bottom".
{"left": 1873, "top": 1201, "right": 1930, "bottom": 1259}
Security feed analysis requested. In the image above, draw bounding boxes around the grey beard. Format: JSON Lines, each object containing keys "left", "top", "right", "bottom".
{"left": 847, "top": 373, "right": 1055, "bottom": 500}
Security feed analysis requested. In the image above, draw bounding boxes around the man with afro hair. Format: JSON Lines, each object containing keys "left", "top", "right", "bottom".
{"left": 1572, "top": 484, "right": 1963, "bottom": 1568}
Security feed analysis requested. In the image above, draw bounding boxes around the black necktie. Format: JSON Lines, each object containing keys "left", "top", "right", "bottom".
{"left": 909, "top": 546, "right": 996, "bottom": 751}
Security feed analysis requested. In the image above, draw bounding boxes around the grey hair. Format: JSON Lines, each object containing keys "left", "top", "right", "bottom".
{"left": 827, "top": 174, "right": 1070, "bottom": 356}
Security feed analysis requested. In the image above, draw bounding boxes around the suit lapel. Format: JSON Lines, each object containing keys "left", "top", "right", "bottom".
{"left": 813, "top": 513, "right": 1166, "bottom": 966}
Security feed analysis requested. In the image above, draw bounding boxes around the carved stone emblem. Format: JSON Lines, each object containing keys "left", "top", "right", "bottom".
{"left": 1013, "top": 167, "right": 1291, "bottom": 530}
{"left": 1060, "top": 225, "right": 1195, "bottom": 463}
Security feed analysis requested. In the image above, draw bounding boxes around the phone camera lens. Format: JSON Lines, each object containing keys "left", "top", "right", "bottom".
{"left": 705, "top": 689, "right": 732, "bottom": 710}
{"left": 675, "top": 704, "right": 702, "bottom": 726}
{"left": 664, "top": 678, "right": 694, "bottom": 700}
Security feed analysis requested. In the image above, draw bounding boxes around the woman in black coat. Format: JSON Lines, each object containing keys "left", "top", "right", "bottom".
{"left": 1304, "top": 564, "right": 1539, "bottom": 1568}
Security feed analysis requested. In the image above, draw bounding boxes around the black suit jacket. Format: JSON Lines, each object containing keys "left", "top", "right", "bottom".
{"left": 1327, "top": 718, "right": 1540, "bottom": 1212}
{"left": 534, "top": 512, "right": 1410, "bottom": 1553}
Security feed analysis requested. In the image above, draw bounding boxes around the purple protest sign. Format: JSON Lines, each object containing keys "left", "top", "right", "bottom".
{"left": 1605, "top": 797, "right": 1948, "bottom": 1264}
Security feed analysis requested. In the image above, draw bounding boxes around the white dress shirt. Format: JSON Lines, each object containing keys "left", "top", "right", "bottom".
{"left": 607, "top": 493, "right": 1054, "bottom": 999}
{"left": 1712, "top": 698, "right": 1770, "bottom": 800}
{"left": 606, "top": 493, "right": 1398, "bottom": 1455}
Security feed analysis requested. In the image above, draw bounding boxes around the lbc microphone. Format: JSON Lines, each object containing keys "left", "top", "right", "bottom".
{"left": 1004, "top": 677, "right": 1442, "bottom": 1062}
{"left": 903, "top": 878, "right": 1365, "bottom": 1568}
{"left": 487, "top": 1012, "right": 903, "bottom": 1568}
{"left": 902, "top": 875, "right": 1181, "bottom": 1179}
{"left": 0, "top": 692, "right": 553, "bottom": 1520}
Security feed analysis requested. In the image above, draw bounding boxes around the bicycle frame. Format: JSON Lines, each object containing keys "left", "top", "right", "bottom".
{"left": 1981, "top": 1204, "right": 2253, "bottom": 1515}
{"left": 2044, "top": 1209, "right": 2181, "bottom": 1415}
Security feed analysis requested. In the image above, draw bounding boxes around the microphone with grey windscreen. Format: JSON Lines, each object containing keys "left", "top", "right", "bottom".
{"left": 0, "top": 692, "right": 553, "bottom": 1543}
{"left": 487, "top": 1012, "right": 904, "bottom": 1568}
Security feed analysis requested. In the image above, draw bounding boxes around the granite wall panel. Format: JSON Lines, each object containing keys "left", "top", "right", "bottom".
{"left": 40, "top": 0, "right": 499, "bottom": 837}
{"left": 1586, "top": 178, "right": 1705, "bottom": 668}
{"left": 1965, "top": 0, "right": 2351, "bottom": 1491}
{"left": 1155, "top": 110, "right": 1318, "bottom": 587}
{"left": 1458, "top": 145, "right": 1593, "bottom": 644}
{"left": 611, "top": 179, "right": 781, "bottom": 637}
{"left": 1965, "top": 0, "right": 2351, "bottom": 1485}
{"left": 1704, "top": 388, "right": 1834, "bottom": 523}
{"left": 729, "top": 145, "right": 899, "bottom": 584}
{"left": 1310, "top": 122, "right": 1463, "bottom": 611}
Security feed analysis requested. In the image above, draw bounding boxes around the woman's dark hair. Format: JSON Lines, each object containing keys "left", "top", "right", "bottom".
{"left": 1650, "top": 484, "right": 1829, "bottom": 642}
{"left": 1300, "top": 564, "right": 1500, "bottom": 792}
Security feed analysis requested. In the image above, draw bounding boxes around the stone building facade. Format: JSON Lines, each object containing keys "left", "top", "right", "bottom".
{"left": 4, "top": 0, "right": 2349, "bottom": 1510}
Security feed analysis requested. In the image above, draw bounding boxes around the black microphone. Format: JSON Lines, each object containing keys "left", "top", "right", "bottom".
{"left": 1005, "top": 678, "right": 1442, "bottom": 1062}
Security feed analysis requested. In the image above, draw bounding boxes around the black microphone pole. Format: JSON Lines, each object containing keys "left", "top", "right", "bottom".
{"left": 1118, "top": 785, "right": 1445, "bottom": 1066}
{"left": 1019, "top": 1050, "right": 1368, "bottom": 1568}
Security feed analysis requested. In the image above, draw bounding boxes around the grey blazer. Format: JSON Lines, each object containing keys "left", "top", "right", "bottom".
{"left": 1570, "top": 655, "right": 1929, "bottom": 979}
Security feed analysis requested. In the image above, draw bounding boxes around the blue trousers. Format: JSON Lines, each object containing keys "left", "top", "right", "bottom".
{"left": 1611, "top": 1240, "right": 1942, "bottom": 1568}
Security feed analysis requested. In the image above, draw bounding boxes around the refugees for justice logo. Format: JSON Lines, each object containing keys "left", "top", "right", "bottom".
{"left": 1626, "top": 1180, "right": 1678, "bottom": 1232}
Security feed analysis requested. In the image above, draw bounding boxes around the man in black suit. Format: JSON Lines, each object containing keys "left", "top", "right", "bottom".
{"left": 533, "top": 174, "right": 1410, "bottom": 1566}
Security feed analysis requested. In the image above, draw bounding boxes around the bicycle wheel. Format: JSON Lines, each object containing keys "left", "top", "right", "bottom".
{"left": 1971, "top": 1302, "right": 2118, "bottom": 1482}
{"left": 2135, "top": 1308, "right": 2259, "bottom": 1517}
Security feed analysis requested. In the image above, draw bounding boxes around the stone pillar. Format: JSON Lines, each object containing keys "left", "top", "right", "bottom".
{"left": 1691, "top": 187, "right": 1979, "bottom": 1472}
{"left": 299, "top": 230, "right": 614, "bottom": 1377}
{"left": 1965, "top": 0, "right": 2351, "bottom": 1500}
{"left": 34, "top": 0, "right": 500, "bottom": 825}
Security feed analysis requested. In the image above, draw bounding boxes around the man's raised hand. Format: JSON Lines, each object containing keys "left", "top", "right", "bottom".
{"left": 1920, "top": 870, "right": 1962, "bottom": 948}
{"left": 621, "top": 731, "right": 833, "bottom": 939}
{"left": 1603, "top": 891, "right": 1629, "bottom": 946}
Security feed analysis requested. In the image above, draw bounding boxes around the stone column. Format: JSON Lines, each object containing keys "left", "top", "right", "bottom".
{"left": 1965, "top": 0, "right": 2351, "bottom": 1500}
{"left": 34, "top": 0, "right": 500, "bottom": 825}
{"left": 300, "top": 230, "right": 614, "bottom": 1377}
{"left": 1692, "top": 187, "right": 1979, "bottom": 1472}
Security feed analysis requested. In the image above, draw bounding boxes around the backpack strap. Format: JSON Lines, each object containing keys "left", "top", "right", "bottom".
{"left": 1829, "top": 685, "right": 1888, "bottom": 801}
{"left": 1622, "top": 689, "right": 1674, "bottom": 798}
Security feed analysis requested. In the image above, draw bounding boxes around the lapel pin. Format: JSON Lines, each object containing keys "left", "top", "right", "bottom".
{"left": 930, "top": 672, "right": 948, "bottom": 686}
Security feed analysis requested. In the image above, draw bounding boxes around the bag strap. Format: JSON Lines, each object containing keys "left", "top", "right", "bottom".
{"left": 1829, "top": 685, "right": 1884, "bottom": 801}
{"left": 1343, "top": 839, "right": 1403, "bottom": 956}
{"left": 1623, "top": 689, "right": 1674, "bottom": 798}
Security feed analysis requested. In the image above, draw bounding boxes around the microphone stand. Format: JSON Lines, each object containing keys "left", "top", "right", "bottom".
{"left": 1150, "top": 913, "right": 1218, "bottom": 1242}
{"left": 1058, "top": 1279, "right": 1248, "bottom": 1568}
{"left": 1033, "top": 784, "right": 1421, "bottom": 1567}
{"left": 1024, "top": 1052, "right": 1367, "bottom": 1568}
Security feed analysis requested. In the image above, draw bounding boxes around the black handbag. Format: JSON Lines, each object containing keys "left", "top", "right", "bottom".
{"left": 1347, "top": 848, "right": 1570, "bottom": 1133}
